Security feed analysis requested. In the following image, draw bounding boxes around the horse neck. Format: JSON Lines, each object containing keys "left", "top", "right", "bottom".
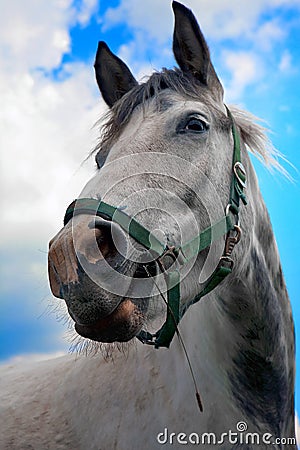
{"left": 193, "top": 183, "right": 295, "bottom": 436}
{"left": 234, "top": 193, "right": 294, "bottom": 433}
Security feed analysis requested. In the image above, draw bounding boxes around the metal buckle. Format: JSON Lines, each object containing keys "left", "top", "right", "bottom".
{"left": 136, "top": 330, "right": 157, "bottom": 345}
{"left": 158, "top": 246, "right": 178, "bottom": 271}
{"left": 233, "top": 162, "right": 247, "bottom": 189}
{"left": 224, "top": 225, "right": 241, "bottom": 257}
{"left": 158, "top": 246, "right": 185, "bottom": 271}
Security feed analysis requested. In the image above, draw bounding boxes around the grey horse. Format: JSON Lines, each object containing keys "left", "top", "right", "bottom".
{"left": 1, "top": 2, "right": 295, "bottom": 449}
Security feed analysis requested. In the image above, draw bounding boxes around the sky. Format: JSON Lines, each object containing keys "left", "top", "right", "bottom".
{"left": 0, "top": 0, "right": 300, "bottom": 418}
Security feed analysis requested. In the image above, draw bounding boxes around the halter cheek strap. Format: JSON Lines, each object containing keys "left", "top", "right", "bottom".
{"left": 63, "top": 107, "right": 247, "bottom": 349}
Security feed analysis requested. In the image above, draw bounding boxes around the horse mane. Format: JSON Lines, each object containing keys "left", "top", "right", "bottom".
{"left": 229, "top": 106, "right": 287, "bottom": 175}
{"left": 94, "top": 68, "right": 286, "bottom": 175}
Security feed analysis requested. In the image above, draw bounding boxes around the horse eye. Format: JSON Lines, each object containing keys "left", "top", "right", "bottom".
{"left": 185, "top": 118, "right": 208, "bottom": 133}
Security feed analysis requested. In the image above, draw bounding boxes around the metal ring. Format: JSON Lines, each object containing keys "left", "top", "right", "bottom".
{"left": 233, "top": 162, "right": 247, "bottom": 189}
{"left": 233, "top": 225, "right": 242, "bottom": 244}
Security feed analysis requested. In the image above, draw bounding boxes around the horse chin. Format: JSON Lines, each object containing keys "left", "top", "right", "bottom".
{"left": 73, "top": 298, "right": 145, "bottom": 343}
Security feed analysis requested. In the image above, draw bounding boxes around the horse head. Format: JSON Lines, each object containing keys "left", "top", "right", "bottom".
{"left": 48, "top": 2, "right": 257, "bottom": 347}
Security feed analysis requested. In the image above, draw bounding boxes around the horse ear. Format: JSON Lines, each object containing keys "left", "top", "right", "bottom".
{"left": 94, "top": 41, "right": 138, "bottom": 108}
{"left": 172, "top": 1, "right": 223, "bottom": 100}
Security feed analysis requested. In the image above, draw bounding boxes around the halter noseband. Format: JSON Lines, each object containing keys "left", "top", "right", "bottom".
{"left": 63, "top": 108, "right": 247, "bottom": 349}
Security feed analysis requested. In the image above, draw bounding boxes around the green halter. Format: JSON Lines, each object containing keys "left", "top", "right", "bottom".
{"left": 64, "top": 108, "right": 247, "bottom": 348}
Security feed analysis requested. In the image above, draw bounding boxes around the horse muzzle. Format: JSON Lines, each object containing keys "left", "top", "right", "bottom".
{"left": 48, "top": 215, "right": 150, "bottom": 342}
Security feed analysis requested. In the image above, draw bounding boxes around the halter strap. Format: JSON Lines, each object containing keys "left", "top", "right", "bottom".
{"left": 64, "top": 198, "right": 165, "bottom": 257}
{"left": 63, "top": 107, "right": 247, "bottom": 348}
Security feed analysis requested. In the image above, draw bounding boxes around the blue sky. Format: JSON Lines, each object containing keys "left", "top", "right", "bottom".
{"left": 1, "top": 0, "right": 300, "bottom": 417}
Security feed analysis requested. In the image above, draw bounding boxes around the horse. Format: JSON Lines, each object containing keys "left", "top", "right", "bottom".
{"left": 0, "top": 2, "right": 295, "bottom": 449}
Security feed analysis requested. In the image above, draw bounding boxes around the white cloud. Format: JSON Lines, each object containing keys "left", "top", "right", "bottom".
{"left": 279, "top": 50, "right": 293, "bottom": 73}
{"left": 0, "top": 0, "right": 107, "bottom": 246}
{"left": 221, "top": 51, "right": 263, "bottom": 101}
{"left": 0, "top": 351, "right": 67, "bottom": 366}
{"left": 0, "top": 0, "right": 100, "bottom": 72}
{"left": 117, "top": 41, "right": 170, "bottom": 78}
{"left": 0, "top": 63, "right": 105, "bottom": 245}
{"left": 0, "top": 0, "right": 72, "bottom": 71}
{"left": 76, "top": 0, "right": 99, "bottom": 26}
{"left": 103, "top": 0, "right": 300, "bottom": 43}
{"left": 254, "top": 19, "right": 286, "bottom": 51}
{"left": 103, "top": 0, "right": 172, "bottom": 44}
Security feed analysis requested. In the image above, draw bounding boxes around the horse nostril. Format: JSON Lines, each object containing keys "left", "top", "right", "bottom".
{"left": 87, "top": 218, "right": 127, "bottom": 262}
{"left": 90, "top": 220, "right": 116, "bottom": 259}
